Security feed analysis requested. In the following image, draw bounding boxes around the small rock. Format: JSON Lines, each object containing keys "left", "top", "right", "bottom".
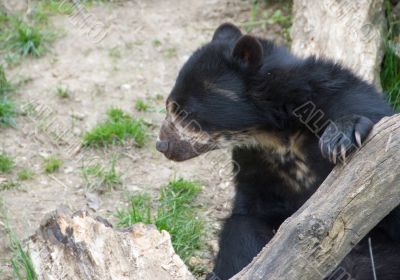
{"left": 64, "top": 167, "right": 74, "bottom": 174}
{"left": 85, "top": 192, "right": 101, "bottom": 211}
{"left": 120, "top": 84, "right": 132, "bottom": 91}
{"left": 71, "top": 112, "right": 86, "bottom": 120}
{"left": 127, "top": 185, "right": 142, "bottom": 192}
{"left": 39, "top": 180, "right": 48, "bottom": 186}
{"left": 39, "top": 152, "right": 49, "bottom": 158}
{"left": 188, "top": 256, "right": 208, "bottom": 267}
{"left": 73, "top": 127, "right": 81, "bottom": 136}
{"left": 218, "top": 182, "right": 230, "bottom": 190}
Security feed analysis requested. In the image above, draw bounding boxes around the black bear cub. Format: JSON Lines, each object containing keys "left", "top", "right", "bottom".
{"left": 156, "top": 23, "right": 400, "bottom": 280}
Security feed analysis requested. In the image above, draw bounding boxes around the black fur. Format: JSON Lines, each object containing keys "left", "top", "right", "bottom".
{"left": 162, "top": 23, "right": 400, "bottom": 280}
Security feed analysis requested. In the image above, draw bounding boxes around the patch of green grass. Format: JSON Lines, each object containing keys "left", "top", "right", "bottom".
{"left": 0, "top": 97, "right": 17, "bottom": 126}
{"left": 26, "top": 1, "right": 76, "bottom": 25}
{"left": 0, "top": 65, "right": 17, "bottom": 126}
{"left": 152, "top": 39, "right": 162, "bottom": 47}
{"left": 37, "top": 0, "right": 75, "bottom": 15}
{"left": 135, "top": 99, "right": 151, "bottom": 112}
{"left": 156, "top": 179, "right": 204, "bottom": 262}
{"left": 81, "top": 159, "right": 122, "bottom": 192}
{"left": 133, "top": 40, "right": 144, "bottom": 46}
{"left": 17, "top": 168, "right": 35, "bottom": 181}
{"left": 124, "top": 41, "right": 134, "bottom": 50}
{"left": 0, "top": 65, "right": 14, "bottom": 95}
{"left": 0, "top": 152, "right": 14, "bottom": 173}
{"left": 29, "top": 6, "right": 50, "bottom": 25}
{"left": 0, "top": 180, "right": 19, "bottom": 191}
{"left": 43, "top": 156, "right": 62, "bottom": 173}
{"left": 250, "top": 0, "right": 260, "bottom": 23}
{"left": 8, "top": 18, "right": 50, "bottom": 57}
{"left": 381, "top": 45, "right": 400, "bottom": 110}
{"left": 270, "top": 8, "right": 292, "bottom": 26}
{"left": 83, "top": 108, "right": 148, "bottom": 147}
{"left": 155, "top": 93, "right": 164, "bottom": 101}
{"left": 56, "top": 84, "right": 70, "bottom": 98}
{"left": 244, "top": 1, "right": 292, "bottom": 43}
{"left": 381, "top": 1, "right": 400, "bottom": 111}
{"left": 109, "top": 46, "right": 122, "bottom": 59}
{"left": 82, "top": 48, "right": 93, "bottom": 56}
{"left": 0, "top": 199, "right": 37, "bottom": 280}
{"left": 0, "top": 9, "right": 55, "bottom": 64}
{"left": 116, "top": 193, "right": 153, "bottom": 225}
{"left": 3, "top": 53, "right": 21, "bottom": 66}
{"left": 115, "top": 178, "right": 205, "bottom": 266}
{"left": 163, "top": 47, "right": 177, "bottom": 58}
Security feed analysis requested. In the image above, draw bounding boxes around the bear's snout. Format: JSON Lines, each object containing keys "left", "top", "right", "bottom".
{"left": 156, "top": 120, "right": 201, "bottom": 161}
{"left": 156, "top": 119, "right": 216, "bottom": 161}
{"left": 155, "top": 140, "right": 169, "bottom": 153}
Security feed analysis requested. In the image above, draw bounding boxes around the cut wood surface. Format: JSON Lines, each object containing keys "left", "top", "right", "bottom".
{"left": 231, "top": 115, "right": 400, "bottom": 279}
{"left": 28, "top": 208, "right": 195, "bottom": 280}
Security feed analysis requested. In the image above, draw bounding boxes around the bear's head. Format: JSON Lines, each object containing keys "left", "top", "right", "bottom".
{"left": 156, "top": 23, "right": 280, "bottom": 161}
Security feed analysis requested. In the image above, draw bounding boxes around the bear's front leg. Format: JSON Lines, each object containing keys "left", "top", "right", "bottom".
{"left": 319, "top": 115, "right": 374, "bottom": 164}
{"left": 207, "top": 214, "right": 274, "bottom": 280}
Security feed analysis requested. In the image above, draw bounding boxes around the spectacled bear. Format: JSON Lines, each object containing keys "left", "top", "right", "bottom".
{"left": 156, "top": 23, "right": 400, "bottom": 280}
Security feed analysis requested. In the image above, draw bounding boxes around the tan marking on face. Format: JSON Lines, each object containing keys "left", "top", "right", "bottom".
{"left": 204, "top": 82, "right": 240, "bottom": 101}
{"left": 166, "top": 100, "right": 175, "bottom": 115}
{"left": 165, "top": 112, "right": 212, "bottom": 145}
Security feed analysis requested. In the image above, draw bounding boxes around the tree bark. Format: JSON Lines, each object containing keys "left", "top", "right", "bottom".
{"left": 231, "top": 115, "right": 400, "bottom": 280}
{"left": 291, "top": 0, "right": 386, "bottom": 87}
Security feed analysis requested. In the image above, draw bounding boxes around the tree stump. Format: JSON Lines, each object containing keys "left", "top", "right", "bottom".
{"left": 27, "top": 208, "right": 195, "bottom": 280}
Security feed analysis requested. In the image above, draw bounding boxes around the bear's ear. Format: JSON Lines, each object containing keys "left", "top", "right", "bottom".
{"left": 212, "top": 23, "right": 242, "bottom": 43}
{"left": 232, "top": 35, "right": 263, "bottom": 70}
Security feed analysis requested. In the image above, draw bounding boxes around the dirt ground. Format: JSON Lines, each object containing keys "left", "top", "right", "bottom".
{"left": 0, "top": 0, "right": 287, "bottom": 278}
